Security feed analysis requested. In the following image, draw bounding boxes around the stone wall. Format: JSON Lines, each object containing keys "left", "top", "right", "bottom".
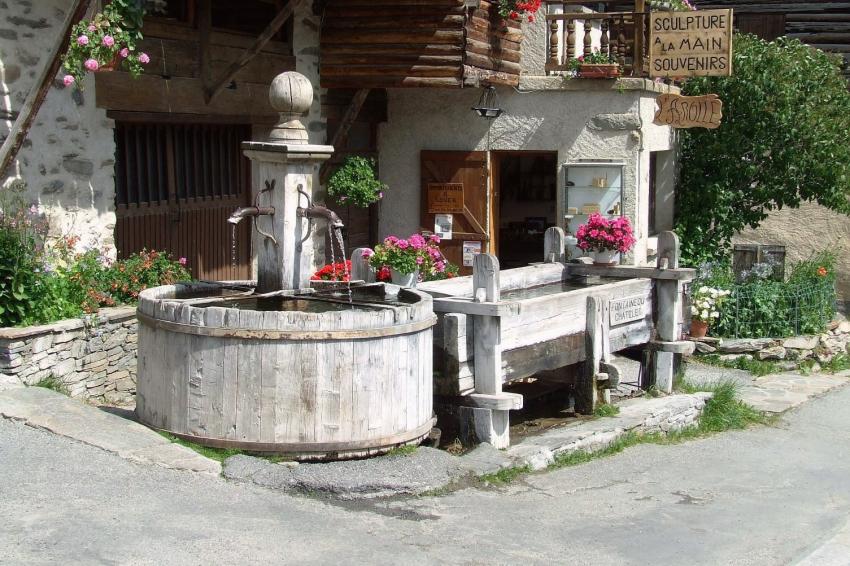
{"left": 734, "top": 202, "right": 850, "bottom": 302}
{"left": 1, "top": 0, "right": 118, "bottom": 253}
{"left": 0, "top": 307, "right": 137, "bottom": 404}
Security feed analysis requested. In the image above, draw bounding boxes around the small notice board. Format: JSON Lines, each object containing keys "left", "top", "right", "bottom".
{"left": 609, "top": 295, "right": 647, "bottom": 326}
{"left": 427, "top": 183, "right": 464, "bottom": 213}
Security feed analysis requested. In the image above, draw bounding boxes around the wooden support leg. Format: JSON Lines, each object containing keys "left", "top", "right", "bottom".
{"left": 458, "top": 407, "right": 510, "bottom": 448}
{"left": 577, "top": 296, "right": 603, "bottom": 414}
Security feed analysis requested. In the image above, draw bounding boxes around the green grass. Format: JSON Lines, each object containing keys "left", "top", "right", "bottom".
{"left": 157, "top": 431, "right": 242, "bottom": 462}
{"left": 33, "top": 375, "right": 69, "bottom": 396}
{"left": 594, "top": 404, "right": 620, "bottom": 417}
{"left": 479, "top": 464, "right": 532, "bottom": 486}
{"left": 385, "top": 444, "right": 418, "bottom": 457}
{"left": 821, "top": 353, "right": 850, "bottom": 373}
{"left": 482, "top": 379, "right": 771, "bottom": 485}
{"left": 697, "top": 353, "right": 782, "bottom": 376}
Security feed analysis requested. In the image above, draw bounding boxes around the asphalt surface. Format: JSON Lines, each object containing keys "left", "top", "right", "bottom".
{"left": 2, "top": 386, "right": 850, "bottom": 565}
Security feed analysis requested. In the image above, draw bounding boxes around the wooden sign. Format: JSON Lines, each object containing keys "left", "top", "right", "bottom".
{"left": 649, "top": 9, "right": 733, "bottom": 78}
{"left": 609, "top": 295, "right": 647, "bottom": 326}
{"left": 654, "top": 93, "right": 723, "bottom": 129}
{"left": 427, "top": 183, "right": 464, "bottom": 213}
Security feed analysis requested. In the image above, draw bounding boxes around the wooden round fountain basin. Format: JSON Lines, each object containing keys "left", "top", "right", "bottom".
{"left": 135, "top": 282, "right": 436, "bottom": 460}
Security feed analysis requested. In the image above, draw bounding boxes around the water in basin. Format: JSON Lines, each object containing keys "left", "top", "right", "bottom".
{"left": 217, "top": 296, "right": 377, "bottom": 313}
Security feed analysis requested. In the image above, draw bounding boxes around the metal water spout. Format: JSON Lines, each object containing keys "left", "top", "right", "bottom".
{"left": 295, "top": 185, "right": 344, "bottom": 228}
{"left": 297, "top": 204, "right": 344, "bottom": 228}
{"left": 228, "top": 206, "right": 275, "bottom": 225}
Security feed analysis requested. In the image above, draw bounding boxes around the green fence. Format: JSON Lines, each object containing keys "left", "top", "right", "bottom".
{"left": 692, "top": 279, "right": 835, "bottom": 339}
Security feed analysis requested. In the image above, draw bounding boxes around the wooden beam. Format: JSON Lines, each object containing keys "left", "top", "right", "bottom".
{"left": 204, "top": 0, "right": 296, "bottom": 104}
{"left": 0, "top": 0, "right": 92, "bottom": 178}
{"left": 568, "top": 264, "right": 696, "bottom": 281}
{"left": 198, "top": 0, "right": 212, "bottom": 90}
{"left": 319, "top": 88, "right": 371, "bottom": 183}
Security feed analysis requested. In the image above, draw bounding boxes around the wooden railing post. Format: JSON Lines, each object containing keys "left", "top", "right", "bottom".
{"left": 583, "top": 20, "right": 593, "bottom": 56}
{"left": 549, "top": 17, "right": 560, "bottom": 71}
{"left": 618, "top": 15, "right": 628, "bottom": 69}
{"left": 601, "top": 18, "right": 610, "bottom": 58}
{"left": 633, "top": 0, "right": 646, "bottom": 75}
{"left": 567, "top": 18, "right": 576, "bottom": 60}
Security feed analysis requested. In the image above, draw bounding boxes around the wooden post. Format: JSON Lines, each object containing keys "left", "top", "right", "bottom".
{"left": 577, "top": 296, "right": 603, "bottom": 414}
{"left": 549, "top": 18, "right": 560, "bottom": 70}
{"left": 351, "top": 248, "right": 375, "bottom": 283}
{"left": 543, "top": 227, "right": 566, "bottom": 263}
{"left": 652, "top": 231, "right": 682, "bottom": 393}
{"left": 633, "top": 0, "right": 646, "bottom": 76}
{"left": 467, "top": 253, "right": 511, "bottom": 448}
{"left": 583, "top": 20, "right": 593, "bottom": 56}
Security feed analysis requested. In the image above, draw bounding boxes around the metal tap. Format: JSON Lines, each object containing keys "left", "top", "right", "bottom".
{"left": 227, "top": 206, "right": 275, "bottom": 225}
{"left": 295, "top": 185, "right": 344, "bottom": 228}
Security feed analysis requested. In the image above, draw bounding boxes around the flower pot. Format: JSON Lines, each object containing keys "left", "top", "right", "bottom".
{"left": 591, "top": 249, "right": 619, "bottom": 266}
{"left": 690, "top": 319, "right": 709, "bottom": 338}
{"left": 97, "top": 53, "right": 122, "bottom": 72}
{"left": 579, "top": 64, "right": 620, "bottom": 79}
{"left": 390, "top": 268, "right": 419, "bottom": 287}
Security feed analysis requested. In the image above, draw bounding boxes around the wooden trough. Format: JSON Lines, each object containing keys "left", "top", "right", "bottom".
{"left": 414, "top": 229, "right": 696, "bottom": 448}
{"left": 136, "top": 282, "right": 436, "bottom": 460}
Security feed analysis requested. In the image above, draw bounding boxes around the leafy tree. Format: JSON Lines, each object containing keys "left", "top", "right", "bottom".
{"left": 675, "top": 35, "right": 850, "bottom": 265}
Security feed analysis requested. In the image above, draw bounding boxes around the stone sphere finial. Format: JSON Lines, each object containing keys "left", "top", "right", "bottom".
{"left": 268, "top": 71, "right": 314, "bottom": 144}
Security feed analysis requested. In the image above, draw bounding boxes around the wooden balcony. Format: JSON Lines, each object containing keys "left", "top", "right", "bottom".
{"left": 320, "top": 0, "right": 522, "bottom": 88}
{"left": 544, "top": 1, "right": 650, "bottom": 77}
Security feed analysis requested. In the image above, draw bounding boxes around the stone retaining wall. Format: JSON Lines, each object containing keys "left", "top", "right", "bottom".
{"left": 0, "top": 307, "right": 137, "bottom": 404}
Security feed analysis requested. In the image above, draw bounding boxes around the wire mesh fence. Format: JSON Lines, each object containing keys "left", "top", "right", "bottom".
{"left": 685, "top": 279, "right": 836, "bottom": 339}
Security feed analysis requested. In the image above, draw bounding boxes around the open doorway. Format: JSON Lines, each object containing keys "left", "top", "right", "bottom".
{"left": 493, "top": 152, "right": 558, "bottom": 269}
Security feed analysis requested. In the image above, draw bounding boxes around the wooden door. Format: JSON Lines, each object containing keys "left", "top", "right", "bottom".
{"left": 420, "top": 151, "right": 489, "bottom": 276}
{"left": 114, "top": 121, "right": 252, "bottom": 281}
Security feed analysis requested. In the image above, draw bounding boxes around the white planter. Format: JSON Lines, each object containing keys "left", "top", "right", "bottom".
{"left": 591, "top": 249, "right": 619, "bottom": 265}
{"left": 391, "top": 268, "right": 419, "bottom": 287}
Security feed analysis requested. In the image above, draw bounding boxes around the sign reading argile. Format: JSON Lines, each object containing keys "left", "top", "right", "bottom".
{"left": 650, "top": 9, "right": 733, "bottom": 78}
{"left": 654, "top": 93, "right": 723, "bottom": 129}
{"left": 610, "top": 295, "right": 647, "bottom": 326}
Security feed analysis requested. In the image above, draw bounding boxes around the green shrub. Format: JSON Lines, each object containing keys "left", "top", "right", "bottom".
{"left": 676, "top": 35, "right": 850, "bottom": 265}
{"left": 327, "top": 156, "right": 386, "bottom": 208}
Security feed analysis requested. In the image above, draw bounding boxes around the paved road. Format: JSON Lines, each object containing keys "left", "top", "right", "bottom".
{"left": 2, "top": 387, "right": 850, "bottom": 565}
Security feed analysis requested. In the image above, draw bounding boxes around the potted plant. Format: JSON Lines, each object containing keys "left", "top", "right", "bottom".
{"left": 310, "top": 260, "right": 352, "bottom": 283}
{"left": 649, "top": 0, "right": 696, "bottom": 11}
{"left": 690, "top": 285, "right": 731, "bottom": 338}
{"left": 575, "top": 213, "right": 635, "bottom": 265}
{"left": 365, "top": 233, "right": 455, "bottom": 287}
{"left": 496, "top": 0, "right": 542, "bottom": 23}
{"left": 569, "top": 50, "right": 620, "bottom": 79}
{"left": 326, "top": 156, "right": 386, "bottom": 208}
{"left": 61, "top": 0, "right": 150, "bottom": 89}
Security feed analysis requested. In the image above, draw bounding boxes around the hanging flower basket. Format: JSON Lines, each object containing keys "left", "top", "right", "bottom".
{"left": 579, "top": 64, "right": 621, "bottom": 79}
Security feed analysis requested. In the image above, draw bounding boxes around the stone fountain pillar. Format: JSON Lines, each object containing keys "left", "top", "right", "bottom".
{"left": 242, "top": 72, "right": 334, "bottom": 293}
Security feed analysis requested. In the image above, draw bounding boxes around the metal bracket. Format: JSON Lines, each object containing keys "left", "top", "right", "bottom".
{"left": 296, "top": 184, "right": 313, "bottom": 252}
{"left": 254, "top": 179, "right": 278, "bottom": 246}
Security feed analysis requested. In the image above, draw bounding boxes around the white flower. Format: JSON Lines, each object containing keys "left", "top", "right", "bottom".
{"left": 701, "top": 309, "right": 709, "bottom": 319}
{"left": 711, "top": 311, "right": 719, "bottom": 318}
{"left": 691, "top": 306, "right": 698, "bottom": 315}
{"left": 699, "top": 286, "right": 708, "bottom": 294}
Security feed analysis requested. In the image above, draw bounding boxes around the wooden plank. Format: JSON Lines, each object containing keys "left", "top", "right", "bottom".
{"left": 576, "top": 296, "right": 602, "bottom": 414}
{"left": 0, "top": 0, "right": 91, "bottom": 177}
{"left": 205, "top": 0, "right": 295, "bottom": 103}
{"left": 431, "top": 297, "right": 519, "bottom": 316}
{"left": 567, "top": 264, "right": 696, "bottom": 280}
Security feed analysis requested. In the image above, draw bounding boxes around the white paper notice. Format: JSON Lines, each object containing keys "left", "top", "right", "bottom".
{"left": 434, "top": 214, "right": 453, "bottom": 240}
{"left": 462, "top": 241, "right": 482, "bottom": 267}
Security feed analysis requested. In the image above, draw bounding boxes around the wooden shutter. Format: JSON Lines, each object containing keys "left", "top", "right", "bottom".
{"left": 736, "top": 14, "right": 786, "bottom": 42}
{"left": 420, "top": 151, "right": 489, "bottom": 276}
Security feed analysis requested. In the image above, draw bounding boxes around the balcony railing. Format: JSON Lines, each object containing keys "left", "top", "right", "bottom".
{"left": 544, "top": 1, "right": 650, "bottom": 77}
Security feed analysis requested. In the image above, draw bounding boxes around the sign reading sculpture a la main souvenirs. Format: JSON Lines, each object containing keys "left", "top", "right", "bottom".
{"left": 427, "top": 183, "right": 464, "bottom": 213}
{"left": 654, "top": 93, "right": 723, "bottom": 129}
{"left": 650, "top": 9, "right": 733, "bottom": 78}
{"left": 609, "top": 295, "right": 647, "bottom": 326}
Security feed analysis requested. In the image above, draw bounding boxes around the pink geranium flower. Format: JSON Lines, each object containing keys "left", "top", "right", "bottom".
{"left": 84, "top": 58, "right": 99, "bottom": 71}
{"left": 102, "top": 35, "right": 115, "bottom": 47}
{"left": 119, "top": 47, "right": 130, "bottom": 58}
{"left": 62, "top": 75, "right": 75, "bottom": 87}
{"left": 77, "top": 35, "right": 89, "bottom": 46}
{"left": 139, "top": 52, "right": 150, "bottom": 64}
